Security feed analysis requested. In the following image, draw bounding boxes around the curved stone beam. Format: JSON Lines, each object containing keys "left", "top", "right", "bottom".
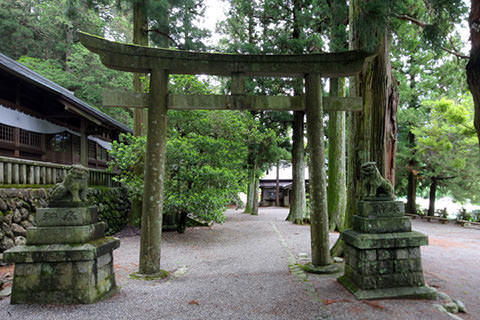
{"left": 78, "top": 32, "right": 374, "bottom": 78}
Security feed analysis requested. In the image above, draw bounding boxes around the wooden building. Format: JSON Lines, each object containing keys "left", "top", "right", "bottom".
{"left": 0, "top": 53, "right": 131, "bottom": 170}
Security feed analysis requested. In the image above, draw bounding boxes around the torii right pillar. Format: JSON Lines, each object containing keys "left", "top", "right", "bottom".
{"left": 338, "top": 163, "right": 436, "bottom": 300}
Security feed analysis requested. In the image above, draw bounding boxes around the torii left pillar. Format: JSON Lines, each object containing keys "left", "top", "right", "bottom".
{"left": 139, "top": 69, "right": 168, "bottom": 275}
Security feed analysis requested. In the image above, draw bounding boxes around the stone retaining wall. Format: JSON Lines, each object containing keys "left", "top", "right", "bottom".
{"left": 0, "top": 187, "right": 130, "bottom": 254}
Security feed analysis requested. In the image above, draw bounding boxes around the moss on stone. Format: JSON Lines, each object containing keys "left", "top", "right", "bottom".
{"left": 130, "top": 270, "right": 170, "bottom": 281}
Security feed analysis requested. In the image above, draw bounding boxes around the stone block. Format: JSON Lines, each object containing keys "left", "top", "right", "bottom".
{"left": 377, "top": 260, "right": 393, "bottom": 275}
{"left": 357, "top": 200, "right": 404, "bottom": 218}
{"left": 342, "top": 230, "right": 428, "bottom": 249}
{"left": 4, "top": 237, "right": 120, "bottom": 263}
{"left": 14, "top": 263, "right": 41, "bottom": 276}
{"left": 13, "top": 273, "right": 41, "bottom": 291}
{"left": 353, "top": 216, "right": 412, "bottom": 233}
{"left": 74, "top": 261, "right": 95, "bottom": 274}
{"left": 358, "top": 261, "right": 377, "bottom": 276}
{"left": 395, "top": 248, "right": 409, "bottom": 259}
{"left": 26, "top": 222, "right": 105, "bottom": 245}
{"left": 377, "top": 249, "right": 393, "bottom": 260}
{"left": 97, "top": 253, "right": 112, "bottom": 268}
{"left": 36, "top": 207, "right": 97, "bottom": 227}
{"left": 73, "top": 272, "right": 95, "bottom": 290}
{"left": 408, "top": 247, "right": 421, "bottom": 259}
{"left": 394, "top": 260, "right": 410, "bottom": 273}
{"left": 408, "top": 258, "right": 423, "bottom": 272}
{"left": 358, "top": 249, "right": 377, "bottom": 261}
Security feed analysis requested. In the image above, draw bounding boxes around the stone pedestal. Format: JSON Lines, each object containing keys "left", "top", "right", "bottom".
{"left": 3, "top": 206, "right": 119, "bottom": 304}
{"left": 338, "top": 200, "right": 436, "bottom": 300}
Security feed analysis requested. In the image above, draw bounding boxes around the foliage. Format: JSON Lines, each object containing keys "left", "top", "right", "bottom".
{"left": 108, "top": 75, "right": 249, "bottom": 223}
{"left": 87, "top": 187, "right": 131, "bottom": 235}
{"left": 400, "top": 98, "right": 480, "bottom": 203}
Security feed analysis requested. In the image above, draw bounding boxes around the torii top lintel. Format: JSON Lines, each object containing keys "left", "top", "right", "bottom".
{"left": 78, "top": 32, "right": 374, "bottom": 78}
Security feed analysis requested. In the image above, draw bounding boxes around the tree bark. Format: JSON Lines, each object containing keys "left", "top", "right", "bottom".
{"left": 244, "top": 164, "right": 256, "bottom": 214}
{"left": 346, "top": 0, "right": 399, "bottom": 230}
{"left": 427, "top": 178, "right": 437, "bottom": 217}
{"left": 468, "top": 0, "right": 480, "bottom": 147}
{"left": 305, "top": 73, "right": 331, "bottom": 267}
{"left": 131, "top": 0, "right": 149, "bottom": 226}
{"left": 328, "top": 78, "right": 346, "bottom": 232}
{"left": 275, "top": 161, "right": 280, "bottom": 206}
{"left": 287, "top": 0, "right": 307, "bottom": 224}
{"left": 327, "top": 0, "right": 347, "bottom": 231}
{"left": 139, "top": 69, "right": 168, "bottom": 275}
{"left": 288, "top": 111, "right": 307, "bottom": 224}
{"left": 252, "top": 177, "right": 259, "bottom": 215}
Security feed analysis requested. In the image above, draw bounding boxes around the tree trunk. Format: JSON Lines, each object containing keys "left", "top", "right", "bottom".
{"left": 406, "top": 128, "right": 418, "bottom": 214}
{"left": 287, "top": 1, "right": 307, "bottom": 224}
{"left": 345, "top": 0, "right": 399, "bottom": 230}
{"left": 244, "top": 164, "right": 256, "bottom": 214}
{"left": 275, "top": 162, "right": 280, "bottom": 206}
{"left": 131, "top": 1, "right": 149, "bottom": 226}
{"left": 427, "top": 178, "right": 437, "bottom": 217}
{"left": 252, "top": 177, "right": 259, "bottom": 215}
{"left": 288, "top": 111, "right": 307, "bottom": 224}
{"left": 305, "top": 73, "right": 331, "bottom": 267}
{"left": 406, "top": 168, "right": 417, "bottom": 213}
{"left": 328, "top": 78, "right": 346, "bottom": 232}
{"left": 468, "top": 0, "right": 480, "bottom": 147}
{"left": 65, "top": 26, "right": 73, "bottom": 72}
{"left": 327, "top": 0, "right": 347, "bottom": 232}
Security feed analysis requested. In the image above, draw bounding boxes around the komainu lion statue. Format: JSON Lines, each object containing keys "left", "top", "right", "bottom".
{"left": 48, "top": 165, "right": 88, "bottom": 204}
{"left": 360, "top": 162, "right": 394, "bottom": 199}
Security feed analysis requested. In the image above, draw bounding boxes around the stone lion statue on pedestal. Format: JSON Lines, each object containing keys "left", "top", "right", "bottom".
{"left": 48, "top": 165, "right": 89, "bottom": 204}
{"left": 360, "top": 162, "right": 394, "bottom": 199}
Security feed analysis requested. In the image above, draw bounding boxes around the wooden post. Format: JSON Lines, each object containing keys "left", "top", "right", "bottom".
{"left": 28, "top": 166, "right": 35, "bottom": 184}
{"left": 0, "top": 162, "right": 4, "bottom": 184}
{"left": 139, "top": 69, "right": 168, "bottom": 275}
{"left": 6, "top": 162, "right": 12, "bottom": 184}
{"left": 80, "top": 119, "right": 88, "bottom": 167}
{"left": 13, "top": 164, "right": 19, "bottom": 184}
{"left": 13, "top": 128, "right": 19, "bottom": 157}
{"left": 20, "top": 164, "right": 26, "bottom": 184}
{"left": 305, "top": 73, "right": 331, "bottom": 267}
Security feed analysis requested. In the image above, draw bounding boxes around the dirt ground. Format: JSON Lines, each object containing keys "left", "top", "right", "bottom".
{"left": 0, "top": 207, "right": 478, "bottom": 320}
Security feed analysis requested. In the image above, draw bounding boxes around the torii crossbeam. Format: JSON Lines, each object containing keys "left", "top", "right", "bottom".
{"left": 78, "top": 32, "right": 373, "bottom": 275}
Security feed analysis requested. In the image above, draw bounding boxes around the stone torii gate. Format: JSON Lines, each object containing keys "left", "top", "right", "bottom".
{"left": 78, "top": 32, "right": 372, "bottom": 275}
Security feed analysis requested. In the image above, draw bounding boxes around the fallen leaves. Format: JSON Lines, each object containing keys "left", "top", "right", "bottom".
{"left": 362, "top": 300, "right": 385, "bottom": 310}
{"left": 322, "top": 299, "right": 351, "bottom": 305}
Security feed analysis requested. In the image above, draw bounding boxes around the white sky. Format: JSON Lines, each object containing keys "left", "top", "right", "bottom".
{"left": 203, "top": 0, "right": 229, "bottom": 46}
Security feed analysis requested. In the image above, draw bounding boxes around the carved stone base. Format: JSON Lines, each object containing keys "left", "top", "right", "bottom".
{"left": 339, "top": 200, "right": 433, "bottom": 300}
{"left": 4, "top": 238, "right": 119, "bottom": 304}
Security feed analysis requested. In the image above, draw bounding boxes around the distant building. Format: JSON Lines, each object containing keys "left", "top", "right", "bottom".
{"left": 259, "top": 166, "right": 309, "bottom": 207}
{"left": 0, "top": 53, "right": 131, "bottom": 169}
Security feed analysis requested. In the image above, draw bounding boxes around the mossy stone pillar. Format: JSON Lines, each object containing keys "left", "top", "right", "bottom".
{"left": 139, "top": 69, "right": 168, "bottom": 275}
{"left": 305, "top": 73, "right": 331, "bottom": 267}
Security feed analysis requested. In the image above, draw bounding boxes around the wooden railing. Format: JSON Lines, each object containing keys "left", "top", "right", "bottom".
{"left": 0, "top": 156, "right": 118, "bottom": 187}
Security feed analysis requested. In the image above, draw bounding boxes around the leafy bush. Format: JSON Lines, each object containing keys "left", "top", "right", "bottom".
{"left": 87, "top": 187, "right": 130, "bottom": 235}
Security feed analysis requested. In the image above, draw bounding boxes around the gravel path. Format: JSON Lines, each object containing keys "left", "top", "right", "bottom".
{"left": 0, "top": 207, "right": 478, "bottom": 319}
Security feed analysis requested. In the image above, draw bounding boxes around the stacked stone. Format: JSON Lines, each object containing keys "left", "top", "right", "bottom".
{"left": 3, "top": 200, "right": 119, "bottom": 304}
{"left": 0, "top": 189, "right": 47, "bottom": 253}
{"left": 338, "top": 199, "right": 436, "bottom": 300}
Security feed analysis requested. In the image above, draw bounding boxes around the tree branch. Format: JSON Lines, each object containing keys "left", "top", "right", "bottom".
{"left": 441, "top": 46, "right": 470, "bottom": 59}
{"left": 396, "top": 14, "right": 426, "bottom": 28}
{"left": 395, "top": 14, "right": 470, "bottom": 59}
